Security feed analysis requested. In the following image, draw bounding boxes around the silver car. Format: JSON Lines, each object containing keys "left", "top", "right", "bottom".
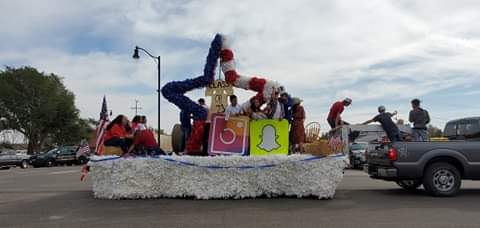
{"left": 349, "top": 142, "right": 368, "bottom": 169}
{"left": 0, "top": 149, "right": 30, "bottom": 169}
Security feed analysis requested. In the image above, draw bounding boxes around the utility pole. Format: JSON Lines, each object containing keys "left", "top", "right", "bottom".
{"left": 130, "top": 99, "right": 143, "bottom": 116}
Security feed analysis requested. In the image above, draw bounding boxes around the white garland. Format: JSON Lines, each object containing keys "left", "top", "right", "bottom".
{"left": 89, "top": 155, "right": 347, "bottom": 200}
{"left": 220, "top": 34, "right": 283, "bottom": 103}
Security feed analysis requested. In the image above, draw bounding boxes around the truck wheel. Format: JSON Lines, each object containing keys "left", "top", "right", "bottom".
{"left": 171, "top": 124, "right": 183, "bottom": 153}
{"left": 396, "top": 179, "right": 422, "bottom": 190}
{"left": 423, "top": 162, "right": 461, "bottom": 197}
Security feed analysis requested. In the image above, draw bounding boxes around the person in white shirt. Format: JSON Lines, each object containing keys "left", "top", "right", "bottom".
{"left": 224, "top": 95, "right": 242, "bottom": 120}
{"left": 266, "top": 93, "right": 284, "bottom": 120}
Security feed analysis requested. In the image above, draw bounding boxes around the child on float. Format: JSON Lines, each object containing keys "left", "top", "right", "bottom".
{"left": 104, "top": 115, "right": 133, "bottom": 155}
{"left": 224, "top": 95, "right": 242, "bottom": 121}
{"left": 243, "top": 96, "right": 267, "bottom": 120}
{"left": 265, "top": 91, "right": 285, "bottom": 120}
{"left": 131, "top": 115, "right": 142, "bottom": 132}
{"left": 279, "top": 91, "right": 293, "bottom": 123}
{"left": 128, "top": 117, "right": 165, "bottom": 156}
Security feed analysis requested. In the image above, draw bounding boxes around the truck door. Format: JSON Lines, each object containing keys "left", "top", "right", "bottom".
{"left": 456, "top": 120, "right": 480, "bottom": 177}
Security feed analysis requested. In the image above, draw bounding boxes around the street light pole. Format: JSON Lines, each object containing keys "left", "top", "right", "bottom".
{"left": 132, "top": 46, "right": 161, "bottom": 144}
{"left": 157, "top": 56, "right": 161, "bottom": 143}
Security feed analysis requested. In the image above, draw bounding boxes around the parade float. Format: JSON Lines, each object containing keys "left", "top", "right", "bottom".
{"left": 88, "top": 34, "right": 347, "bottom": 200}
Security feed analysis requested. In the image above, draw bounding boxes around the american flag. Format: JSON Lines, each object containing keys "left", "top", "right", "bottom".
{"left": 77, "top": 139, "right": 91, "bottom": 157}
{"left": 95, "top": 96, "right": 109, "bottom": 155}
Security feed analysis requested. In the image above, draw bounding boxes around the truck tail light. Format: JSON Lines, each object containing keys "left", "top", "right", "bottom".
{"left": 387, "top": 147, "right": 398, "bottom": 161}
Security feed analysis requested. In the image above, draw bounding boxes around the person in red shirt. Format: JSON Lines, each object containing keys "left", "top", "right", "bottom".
{"left": 104, "top": 115, "right": 131, "bottom": 154}
{"left": 327, "top": 98, "right": 352, "bottom": 129}
{"left": 128, "top": 118, "right": 165, "bottom": 156}
{"left": 130, "top": 115, "right": 142, "bottom": 134}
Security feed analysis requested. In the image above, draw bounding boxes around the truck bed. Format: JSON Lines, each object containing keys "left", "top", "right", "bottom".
{"left": 367, "top": 141, "right": 480, "bottom": 180}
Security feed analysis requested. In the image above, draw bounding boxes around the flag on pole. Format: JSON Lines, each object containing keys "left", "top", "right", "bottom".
{"left": 76, "top": 139, "right": 91, "bottom": 158}
{"left": 95, "top": 96, "right": 109, "bottom": 155}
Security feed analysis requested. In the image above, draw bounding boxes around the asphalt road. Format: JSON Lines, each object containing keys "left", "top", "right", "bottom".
{"left": 1, "top": 166, "right": 480, "bottom": 228}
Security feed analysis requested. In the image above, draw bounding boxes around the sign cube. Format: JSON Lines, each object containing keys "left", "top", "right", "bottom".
{"left": 250, "top": 119, "right": 289, "bottom": 156}
{"left": 208, "top": 114, "right": 249, "bottom": 155}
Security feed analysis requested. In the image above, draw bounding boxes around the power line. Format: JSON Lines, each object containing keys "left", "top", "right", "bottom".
{"left": 130, "top": 99, "right": 143, "bottom": 116}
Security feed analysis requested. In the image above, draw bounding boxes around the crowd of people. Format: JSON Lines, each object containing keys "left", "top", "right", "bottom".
{"left": 181, "top": 91, "right": 307, "bottom": 155}
{"left": 103, "top": 115, "right": 164, "bottom": 156}
{"left": 102, "top": 94, "right": 431, "bottom": 157}
{"left": 327, "top": 97, "right": 431, "bottom": 142}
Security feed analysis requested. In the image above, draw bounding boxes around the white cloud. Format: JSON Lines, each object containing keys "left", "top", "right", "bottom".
{"left": 1, "top": 0, "right": 480, "bottom": 134}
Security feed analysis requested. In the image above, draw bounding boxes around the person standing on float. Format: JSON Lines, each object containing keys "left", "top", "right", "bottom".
{"left": 327, "top": 98, "right": 352, "bottom": 129}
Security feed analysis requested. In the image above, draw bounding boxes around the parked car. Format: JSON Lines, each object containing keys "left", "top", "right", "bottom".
{"left": 349, "top": 142, "right": 368, "bottom": 169}
{"left": 327, "top": 124, "right": 411, "bottom": 167}
{"left": 0, "top": 149, "right": 30, "bottom": 169}
{"left": 365, "top": 117, "right": 480, "bottom": 197}
{"left": 29, "top": 146, "right": 79, "bottom": 168}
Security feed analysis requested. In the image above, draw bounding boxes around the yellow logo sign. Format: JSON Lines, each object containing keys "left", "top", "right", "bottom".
{"left": 250, "top": 119, "right": 289, "bottom": 156}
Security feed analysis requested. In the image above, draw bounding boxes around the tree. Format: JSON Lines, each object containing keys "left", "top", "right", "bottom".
{"left": 0, "top": 66, "right": 89, "bottom": 154}
{"left": 49, "top": 118, "right": 95, "bottom": 147}
{"left": 427, "top": 124, "right": 443, "bottom": 138}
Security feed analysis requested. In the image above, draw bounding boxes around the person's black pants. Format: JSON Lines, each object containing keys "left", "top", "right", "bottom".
{"left": 388, "top": 132, "right": 402, "bottom": 143}
{"left": 327, "top": 119, "right": 350, "bottom": 129}
{"left": 201, "top": 123, "right": 210, "bottom": 156}
{"left": 104, "top": 137, "right": 129, "bottom": 154}
{"left": 134, "top": 146, "right": 166, "bottom": 156}
{"left": 327, "top": 119, "right": 336, "bottom": 129}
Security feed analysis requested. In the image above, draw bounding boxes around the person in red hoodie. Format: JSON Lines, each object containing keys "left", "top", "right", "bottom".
{"left": 128, "top": 117, "right": 165, "bottom": 156}
{"left": 104, "top": 115, "right": 132, "bottom": 154}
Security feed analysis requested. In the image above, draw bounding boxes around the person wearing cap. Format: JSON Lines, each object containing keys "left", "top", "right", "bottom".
{"left": 327, "top": 98, "right": 352, "bottom": 129}
{"left": 409, "top": 98, "right": 430, "bottom": 141}
{"left": 290, "top": 97, "right": 306, "bottom": 153}
{"left": 362, "top": 106, "right": 401, "bottom": 142}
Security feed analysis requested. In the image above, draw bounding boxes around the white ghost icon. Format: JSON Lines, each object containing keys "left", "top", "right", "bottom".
{"left": 257, "top": 125, "right": 280, "bottom": 152}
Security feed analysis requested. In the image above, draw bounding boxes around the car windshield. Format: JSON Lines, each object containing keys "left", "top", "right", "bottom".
{"left": 43, "top": 149, "right": 58, "bottom": 155}
{"left": 351, "top": 143, "right": 367, "bottom": 150}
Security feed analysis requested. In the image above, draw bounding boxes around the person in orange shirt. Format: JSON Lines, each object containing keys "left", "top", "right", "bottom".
{"left": 104, "top": 115, "right": 132, "bottom": 154}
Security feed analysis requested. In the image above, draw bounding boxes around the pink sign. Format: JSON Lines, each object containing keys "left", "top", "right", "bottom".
{"left": 208, "top": 114, "right": 249, "bottom": 155}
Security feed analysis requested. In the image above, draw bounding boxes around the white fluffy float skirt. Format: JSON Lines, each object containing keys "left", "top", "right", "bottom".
{"left": 89, "top": 154, "right": 347, "bottom": 200}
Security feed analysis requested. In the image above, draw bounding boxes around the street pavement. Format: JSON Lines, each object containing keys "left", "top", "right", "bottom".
{"left": 1, "top": 166, "right": 480, "bottom": 228}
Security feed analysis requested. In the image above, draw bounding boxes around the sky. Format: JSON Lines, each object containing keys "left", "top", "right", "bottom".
{"left": 0, "top": 0, "right": 479, "bottom": 134}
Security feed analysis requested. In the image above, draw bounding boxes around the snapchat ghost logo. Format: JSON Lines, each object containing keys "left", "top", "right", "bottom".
{"left": 257, "top": 124, "right": 280, "bottom": 152}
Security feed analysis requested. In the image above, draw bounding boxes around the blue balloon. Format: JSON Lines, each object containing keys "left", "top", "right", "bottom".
{"left": 161, "top": 34, "right": 222, "bottom": 121}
